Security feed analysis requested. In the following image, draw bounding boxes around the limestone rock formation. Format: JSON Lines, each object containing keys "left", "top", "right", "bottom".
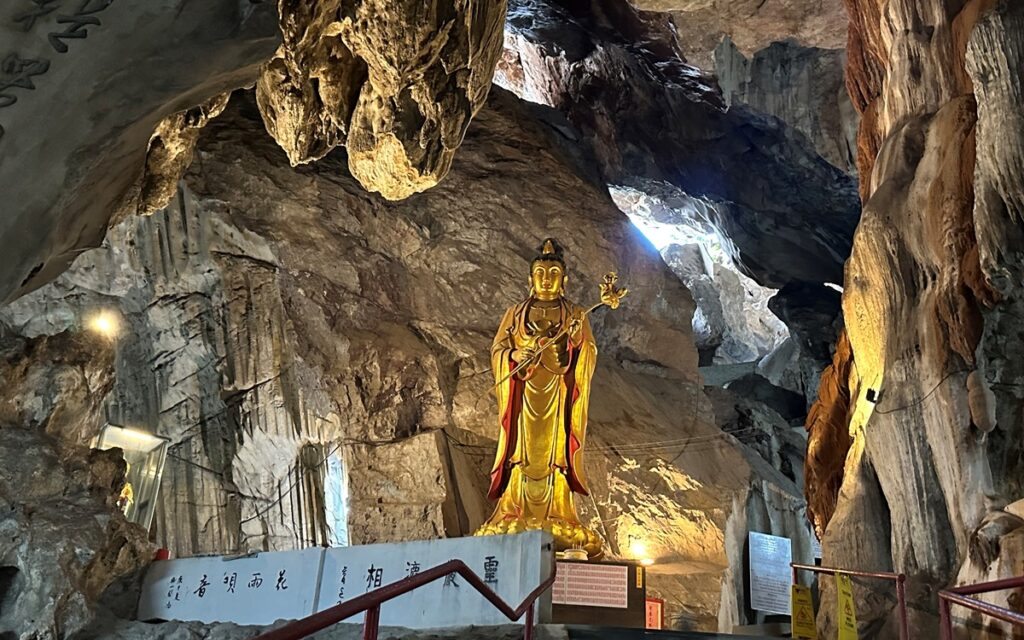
{"left": 0, "top": 89, "right": 812, "bottom": 633}
{"left": 137, "top": 93, "right": 233, "bottom": 217}
{"left": 0, "top": 0, "right": 280, "bottom": 304}
{"left": 0, "top": 0, "right": 508, "bottom": 305}
{"left": 0, "top": 427, "right": 153, "bottom": 638}
{"left": 804, "top": 0, "right": 1024, "bottom": 635}
{"left": 497, "top": 0, "right": 861, "bottom": 288}
{"left": 757, "top": 283, "right": 844, "bottom": 407}
{"left": 628, "top": 0, "right": 849, "bottom": 70}
{"left": 256, "top": 0, "right": 507, "bottom": 201}
{"left": 660, "top": 244, "right": 788, "bottom": 365}
{"left": 715, "top": 38, "right": 859, "bottom": 174}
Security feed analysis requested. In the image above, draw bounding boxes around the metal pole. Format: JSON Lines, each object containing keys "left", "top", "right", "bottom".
{"left": 524, "top": 601, "right": 535, "bottom": 640}
{"left": 896, "top": 574, "right": 909, "bottom": 640}
{"left": 939, "top": 596, "right": 951, "bottom": 640}
{"left": 365, "top": 605, "right": 382, "bottom": 640}
{"left": 792, "top": 564, "right": 799, "bottom": 585}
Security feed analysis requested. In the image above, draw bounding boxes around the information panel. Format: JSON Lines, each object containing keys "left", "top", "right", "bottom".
{"left": 748, "top": 531, "right": 792, "bottom": 615}
{"left": 551, "top": 562, "right": 629, "bottom": 608}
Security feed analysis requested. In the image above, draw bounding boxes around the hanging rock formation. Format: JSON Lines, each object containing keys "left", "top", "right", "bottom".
{"left": 256, "top": 0, "right": 506, "bottom": 200}
{"left": 0, "top": 0, "right": 507, "bottom": 304}
{"left": 805, "top": 0, "right": 1024, "bottom": 635}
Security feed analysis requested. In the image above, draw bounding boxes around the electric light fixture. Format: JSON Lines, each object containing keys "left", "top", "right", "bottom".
{"left": 85, "top": 309, "right": 121, "bottom": 340}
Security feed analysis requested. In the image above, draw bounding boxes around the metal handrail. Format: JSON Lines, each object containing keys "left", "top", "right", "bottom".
{"left": 252, "top": 559, "right": 556, "bottom": 640}
{"left": 791, "top": 562, "right": 909, "bottom": 640}
{"left": 939, "top": 576, "right": 1024, "bottom": 640}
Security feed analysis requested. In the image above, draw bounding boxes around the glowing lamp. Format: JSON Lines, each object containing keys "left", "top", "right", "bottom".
{"left": 628, "top": 538, "right": 655, "bottom": 565}
{"left": 85, "top": 309, "right": 121, "bottom": 339}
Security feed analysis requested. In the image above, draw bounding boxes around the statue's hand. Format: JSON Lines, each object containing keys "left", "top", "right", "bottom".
{"left": 599, "top": 272, "right": 628, "bottom": 310}
{"left": 513, "top": 338, "right": 540, "bottom": 364}
{"left": 567, "top": 311, "right": 584, "bottom": 340}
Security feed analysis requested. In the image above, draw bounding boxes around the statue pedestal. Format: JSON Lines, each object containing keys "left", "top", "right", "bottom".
{"left": 137, "top": 531, "right": 554, "bottom": 628}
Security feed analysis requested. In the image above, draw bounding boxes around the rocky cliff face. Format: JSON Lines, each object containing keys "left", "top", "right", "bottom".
{"left": 0, "top": 89, "right": 813, "bottom": 634}
{"left": 805, "top": 0, "right": 1024, "bottom": 635}
{"left": 715, "top": 39, "right": 859, "bottom": 175}
{"left": 626, "top": 0, "right": 849, "bottom": 71}
{"left": 497, "top": 0, "right": 861, "bottom": 290}
{"left": 0, "top": 427, "right": 153, "bottom": 638}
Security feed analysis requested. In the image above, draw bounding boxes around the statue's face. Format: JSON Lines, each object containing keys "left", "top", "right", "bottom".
{"left": 531, "top": 260, "right": 565, "bottom": 300}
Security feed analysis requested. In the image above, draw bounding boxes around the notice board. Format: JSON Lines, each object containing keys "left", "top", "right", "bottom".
{"left": 748, "top": 532, "right": 792, "bottom": 615}
{"left": 551, "top": 560, "right": 645, "bottom": 628}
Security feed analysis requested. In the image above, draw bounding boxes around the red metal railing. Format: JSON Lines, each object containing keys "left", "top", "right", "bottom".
{"left": 939, "top": 576, "right": 1024, "bottom": 640}
{"left": 252, "top": 559, "right": 556, "bottom": 640}
{"left": 791, "top": 563, "right": 909, "bottom": 640}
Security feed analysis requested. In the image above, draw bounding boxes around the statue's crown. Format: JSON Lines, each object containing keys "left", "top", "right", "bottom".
{"left": 542, "top": 239, "right": 557, "bottom": 254}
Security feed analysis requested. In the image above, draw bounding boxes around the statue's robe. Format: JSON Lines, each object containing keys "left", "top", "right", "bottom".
{"left": 486, "top": 296, "right": 597, "bottom": 504}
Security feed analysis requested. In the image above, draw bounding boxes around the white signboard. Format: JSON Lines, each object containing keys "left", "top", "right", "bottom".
{"left": 317, "top": 530, "right": 553, "bottom": 628}
{"left": 137, "top": 531, "right": 554, "bottom": 629}
{"left": 551, "top": 563, "right": 629, "bottom": 608}
{"left": 137, "top": 548, "right": 323, "bottom": 625}
{"left": 748, "top": 532, "right": 792, "bottom": 615}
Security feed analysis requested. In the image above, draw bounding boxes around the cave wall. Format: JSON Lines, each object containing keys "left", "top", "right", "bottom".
{"left": 497, "top": 0, "right": 861, "bottom": 290}
{"left": 0, "top": 89, "right": 813, "bottom": 634}
{"left": 0, "top": 0, "right": 506, "bottom": 306}
{"left": 715, "top": 38, "right": 859, "bottom": 175}
{"left": 806, "top": 0, "right": 1024, "bottom": 635}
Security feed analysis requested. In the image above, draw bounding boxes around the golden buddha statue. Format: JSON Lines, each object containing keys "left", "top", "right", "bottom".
{"left": 476, "top": 238, "right": 623, "bottom": 559}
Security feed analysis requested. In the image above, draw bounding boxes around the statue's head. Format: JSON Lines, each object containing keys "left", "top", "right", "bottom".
{"left": 530, "top": 238, "right": 567, "bottom": 301}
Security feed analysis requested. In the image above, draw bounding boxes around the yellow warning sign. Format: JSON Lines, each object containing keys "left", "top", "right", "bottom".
{"left": 791, "top": 584, "right": 817, "bottom": 639}
{"left": 837, "top": 574, "right": 859, "bottom": 640}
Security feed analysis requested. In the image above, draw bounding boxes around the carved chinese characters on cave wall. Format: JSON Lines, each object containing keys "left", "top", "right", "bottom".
{"left": 1, "top": 0, "right": 114, "bottom": 140}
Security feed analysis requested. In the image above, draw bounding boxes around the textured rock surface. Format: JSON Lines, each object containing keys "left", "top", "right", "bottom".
{"left": 0, "top": 0, "right": 508, "bottom": 304}
{"left": 497, "top": 0, "right": 861, "bottom": 288}
{"left": 256, "top": 0, "right": 507, "bottom": 200}
{"left": 804, "top": 0, "right": 1024, "bottom": 635}
{"left": 0, "top": 90, "right": 811, "bottom": 633}
{"left": 0, "top": 427, "right": 153, "bottom": 638}
{"left": 0, "top": 1, "right": 280, "bottom": 303}
{"left": 758, "top": 283, "right": 844, "bottom": 407}
{"left": 715, "top": 39, "right": 859, "bottom": 174}
{"left": 629, "top": 0, "right": 849, "bottom": 71}
{"left": 660, "top": 244, "right": 788, "bottom": 365}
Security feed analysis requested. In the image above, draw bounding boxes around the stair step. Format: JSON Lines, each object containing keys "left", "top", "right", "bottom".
{"left": 566, "top": 625, "right": 785, "bottom": 640}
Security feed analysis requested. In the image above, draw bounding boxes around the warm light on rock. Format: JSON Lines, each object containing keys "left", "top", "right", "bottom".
{"left": 85, "top": 310, "right": 122, "bottom": 340}
{"left": 628, "top": 539, "right": 648, "bottom": 559}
